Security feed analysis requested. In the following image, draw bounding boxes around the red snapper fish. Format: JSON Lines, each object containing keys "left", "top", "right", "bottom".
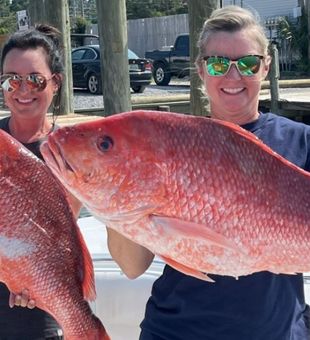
{"left": 0, "top": 129, "right": 110, "bottom": 340}
{"left": 41, "top": 110, "right": 310, "bottom": 281}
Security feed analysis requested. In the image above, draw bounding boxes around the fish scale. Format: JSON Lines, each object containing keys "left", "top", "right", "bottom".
{"left": 41, "top": 110, "right": 310, "bottom": 281}
{"left": 0, "top": 129, "right": 110, "bottom": 340}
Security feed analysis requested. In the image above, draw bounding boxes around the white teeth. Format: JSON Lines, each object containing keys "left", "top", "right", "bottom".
{"left": 17, "top": 99, "right": 33, "bottom": 103}
{"left": 222, "top": 88, "right": 244, "bottom": 94}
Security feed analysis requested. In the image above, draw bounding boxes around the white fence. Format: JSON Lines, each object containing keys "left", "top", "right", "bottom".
{"left": 127, "top": 14, "right": 189, "bottom": 58}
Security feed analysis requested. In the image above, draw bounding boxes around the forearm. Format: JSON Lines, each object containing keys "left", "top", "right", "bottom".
{"left": 107, "top": 227, "right": 155, "bottom": 279}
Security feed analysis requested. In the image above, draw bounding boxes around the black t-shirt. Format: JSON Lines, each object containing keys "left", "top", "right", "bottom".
{"left": 140, "top": 112, "right": 310, "bottom": 340}
{"left": 0, "top": 116, "right": 62, "bottom": 339}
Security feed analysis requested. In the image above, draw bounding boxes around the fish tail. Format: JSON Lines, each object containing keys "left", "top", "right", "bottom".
{"left": 64, "top": 317, "right": 110, "bottom": 340}
{"left": 87, "top": 315, "right": 111, "bottom": 340}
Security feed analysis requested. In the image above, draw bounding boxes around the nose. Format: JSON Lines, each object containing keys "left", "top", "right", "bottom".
{"left": 225, "top": 64, "right": 242, "bottom": 80}
{"left": 18, "top": 79, "right": 29, "bottom": 93}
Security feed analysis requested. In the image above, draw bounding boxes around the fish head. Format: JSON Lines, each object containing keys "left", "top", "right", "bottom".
{"left": 41, "top": 111, "right": 169, "bottom": 222}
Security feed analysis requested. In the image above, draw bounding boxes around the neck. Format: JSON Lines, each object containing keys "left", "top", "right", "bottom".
{"left": 8, "top": 116, "right": 52, "bottom": 143}
{"left": 210, "top": 108, "right": 260, "bottom": 125}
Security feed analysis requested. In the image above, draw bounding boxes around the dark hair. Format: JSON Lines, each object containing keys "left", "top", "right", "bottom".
{"left": 1, "top": 23, "right": 64, "bottom": 74}
{"left": 1, "top": 24, "right": 64, "bottom": 117}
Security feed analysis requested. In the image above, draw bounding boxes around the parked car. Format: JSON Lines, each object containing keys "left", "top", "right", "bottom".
{"left": 145, "top": 34, "right": 190, "bottom": 86}
{"left": 72, "top": 45, "right": 152, "bottom": 94}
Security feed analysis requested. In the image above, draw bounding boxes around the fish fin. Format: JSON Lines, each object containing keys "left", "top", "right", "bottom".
{"left": 269, "top": 270, "right": 297, "bottom": 275}
{"left": 151, "top": 215, "right": 241, "bottom": 254}
{"left": 213, "top": 118, "right": 310, "bottom": 176}
{"left": 159, "top": 255, "right": 214, "bottom": 282}
{"left": 76, "top": 227, "right": 96, "bottom": 301}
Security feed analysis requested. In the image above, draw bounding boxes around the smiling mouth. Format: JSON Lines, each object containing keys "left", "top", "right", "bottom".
{"left": 16, "top": 98, "right": 36, "bottom": 104}
{"left": 222, "top": 88, "right": 245, "bottom": 94}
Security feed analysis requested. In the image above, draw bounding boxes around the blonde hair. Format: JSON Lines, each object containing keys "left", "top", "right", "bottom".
{"left": 196, "top": 6, "right": 269, "bottom": 66}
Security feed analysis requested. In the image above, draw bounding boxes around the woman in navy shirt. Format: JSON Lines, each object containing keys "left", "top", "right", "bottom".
{"left": 108, "top": 6, "right": 310, "bottom": 339}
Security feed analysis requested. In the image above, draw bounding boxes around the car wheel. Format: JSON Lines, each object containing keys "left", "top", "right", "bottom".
{"left": 131, "top": 85, "right": 146, "bottom": 93}
{"left": 153, "top": 63, "right": 171, "bottom": 86}
{"left": 87, "top": 73, "right": 102, "bottom": 94}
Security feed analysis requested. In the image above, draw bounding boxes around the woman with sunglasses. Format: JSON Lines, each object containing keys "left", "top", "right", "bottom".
{"left": 106, "top": 6, "right": 310, "bottom": 340}
{"left": 0, "top": 24, "right": 80, "bottom": 340}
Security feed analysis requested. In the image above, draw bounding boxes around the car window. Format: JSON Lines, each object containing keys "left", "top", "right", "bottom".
{"left": 128, "top": 49, "right": 139, "bottom": 59}
{"left": 175, "top": 35, "right": 189, "bottom": 50}
{"left": 83, "top": 48, "right": 97, "bottom": 60}
{"left": 72, "top": 49, "right": 86, "bottom": 61}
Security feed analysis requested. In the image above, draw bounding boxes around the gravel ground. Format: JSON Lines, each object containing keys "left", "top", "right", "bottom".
{"left": 73, "top": 79, "right": 190, "bottom": 110}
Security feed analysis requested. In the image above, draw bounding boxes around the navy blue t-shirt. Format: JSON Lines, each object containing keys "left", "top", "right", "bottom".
{"left": 140, "top": 112, "right": 310, "bottom": 340}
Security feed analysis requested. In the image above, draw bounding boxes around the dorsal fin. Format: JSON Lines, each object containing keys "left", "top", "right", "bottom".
{"left": 212, "top": 118, "right": 310, "bottom": 177}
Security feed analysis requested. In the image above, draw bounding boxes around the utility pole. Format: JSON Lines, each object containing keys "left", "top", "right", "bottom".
{"left": 188, "top": 0, "right": 219, "bottom": 116}
{"left": 28, "top": 0, "right": 73, "bottom": 115}
{"left": 96, "top": 0, "right": 131, "bottom": 115}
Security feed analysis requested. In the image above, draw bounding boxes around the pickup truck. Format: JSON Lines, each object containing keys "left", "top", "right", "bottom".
{"left": 145, "top": 33, "right": 190, "bottom": 86}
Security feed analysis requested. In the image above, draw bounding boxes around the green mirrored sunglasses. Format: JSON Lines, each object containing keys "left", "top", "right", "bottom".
{"left": 203, "top": 55, "right": 264, "bottom": 76}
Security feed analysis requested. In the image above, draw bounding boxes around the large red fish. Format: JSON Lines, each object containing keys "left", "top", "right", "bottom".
{"left": 41, "top": 110, "right": 310, "bottom": 281}
{"left": 0, "top": 129, "right": 110, "bottom": 340}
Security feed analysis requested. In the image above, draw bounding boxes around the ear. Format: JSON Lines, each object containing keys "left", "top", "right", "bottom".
{"left": 197, "top": 65, "right": 206, "bottom": 81}
{"left": 262, "top": 55, "right": 271, "bottom": 79}
{"left": 53, "top": 73, "right": 63, "bottom": 92}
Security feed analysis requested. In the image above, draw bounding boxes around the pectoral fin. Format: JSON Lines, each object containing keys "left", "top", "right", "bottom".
{"left": 151, "top": 215, "right": 241, "bottom": 254}
{"left": 159, "top": 254, "right": 214, "bottom": 282}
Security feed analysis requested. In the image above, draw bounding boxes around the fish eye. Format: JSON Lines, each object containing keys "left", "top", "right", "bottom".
{"left": 97, "top": 135, "right": 114, "bottom": 152}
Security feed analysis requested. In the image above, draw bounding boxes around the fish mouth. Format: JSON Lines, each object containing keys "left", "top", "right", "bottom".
{"left": 41, "top": 138, "right": 75, "bottom": 176}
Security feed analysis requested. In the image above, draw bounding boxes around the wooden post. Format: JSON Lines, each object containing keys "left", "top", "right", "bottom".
{"left": 28, "top": 0, "right": 46, "bottom": 23}
{"left": 95, "top": 0, "right": 131, "bottom": 116}
{"left": 269, "top": 42, "right": 280, "bottom": 113}
{"left": 188, "top": 0, "right": 219, "bottom": 116}
{"left": 307, "top": 0, "right": 310, "bottom": 64}
{"left": 28, "top": 0, "right": 73, "bottom": 115}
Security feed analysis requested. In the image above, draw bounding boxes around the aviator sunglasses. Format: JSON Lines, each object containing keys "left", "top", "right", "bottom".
{"left": 203, "top": 55, "right": 264, "bottom": 76}
{"left": 0, "top": 73, "right": 54, "bottom": 92}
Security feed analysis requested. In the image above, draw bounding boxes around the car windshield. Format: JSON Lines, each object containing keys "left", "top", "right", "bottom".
{"left": 128, "top": 49, "right": 139, "bottom": 59}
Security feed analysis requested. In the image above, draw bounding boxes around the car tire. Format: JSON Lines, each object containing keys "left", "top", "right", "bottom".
{"left": 131, "top": 85, "right": 146, "bottom": 93}
{"left": 153, "top": 63, "right": 171, "bottom": 86}
{"left": 87, "top": 73, "right": 102, "bottom": 94}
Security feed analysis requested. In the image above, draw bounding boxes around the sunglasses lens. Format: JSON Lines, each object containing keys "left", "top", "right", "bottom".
{"left": 0, "top": 74, "right": 48, "bottom": 92}
{"left": 206, "top": 57, "right": 230, "bottom": 76}
{"left": 26, "top": 74, "right": 47, "bottom": 91}
{"left": 0, "top": 75, "right": 21, "bottom": 92}
{"left": 237, "top": 56, "right": 261, "bottom": 75}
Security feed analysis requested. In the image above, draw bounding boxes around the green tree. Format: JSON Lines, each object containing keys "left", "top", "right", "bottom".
{"left": 10, "top": 0, "right": 30, "bottom": 13}
{"left": 126, "top": 0, "right": 188, "bottom": 19}
{"left": 72, "top": 15, "right": 89, "bottom": 33}
{"left": 0, "top": 0, "right": 16, "bottom": 34}
{"left": 278, "top": 11, "right": 309, "bottom": 74}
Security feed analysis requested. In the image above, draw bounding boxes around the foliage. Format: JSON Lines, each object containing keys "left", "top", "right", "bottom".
{"left": 69, "top": 0, "right": 97, "bottom": 24}
{"left": 9, "top": 0, "right": 30, "bottom": 13}
{"left": 0, "top": 0, "right": 10, "bottom": 18}
{"left": 0, "top": 0, "right": 29, "bottom": 34}
{"left": 277, "top": 10, "right": 309, "bottom": 74}
{"left": 126, "top": 0, "right": 188, "bottom": 19}
{"left": 68, "top": 0, "right": 188, "bottom": 22}
{"left": 72, "top": 16, "right": 89, "bottom": 34}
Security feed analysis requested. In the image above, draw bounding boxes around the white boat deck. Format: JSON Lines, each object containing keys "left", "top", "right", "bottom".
{"left": 78, "top": 216, "right": 164, "bottom": 340}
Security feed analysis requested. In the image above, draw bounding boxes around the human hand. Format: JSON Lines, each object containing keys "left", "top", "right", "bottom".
{"left": 9, "top": 289, "right": 36, "bottom": 309}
